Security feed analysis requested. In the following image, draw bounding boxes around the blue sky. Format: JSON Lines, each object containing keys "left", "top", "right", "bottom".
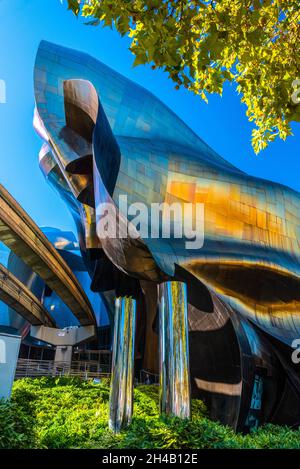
{"left": 0, "top": 0, "right": 299, "bottom": 234}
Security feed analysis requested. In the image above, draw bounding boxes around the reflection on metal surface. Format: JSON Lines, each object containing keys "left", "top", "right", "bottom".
{"left": 194, "top": 378, "right": 243, "bottom": 397}
{"left": 79, "top": 204, "right": 101, "bottom": 250}
{"left": 109, "top": 297, "right": 136, "bottom": 433}
{"left": 63, "top": 79, "right": 98, "bottom": 144}
{"left": 159, "top": 281, "right": 190, "bottom": 419}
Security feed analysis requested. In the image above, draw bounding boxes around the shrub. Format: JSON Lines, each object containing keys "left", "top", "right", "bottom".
{"left": 0, "top": 378, "right": 298, "bottom": 449}
{"left": 0, "top": 399, "right": 37, "bottom": 448}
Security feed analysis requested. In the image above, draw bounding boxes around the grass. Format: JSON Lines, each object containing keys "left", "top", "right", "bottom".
{"left": 0, "top": 377, "right": 299, "bottom": 449}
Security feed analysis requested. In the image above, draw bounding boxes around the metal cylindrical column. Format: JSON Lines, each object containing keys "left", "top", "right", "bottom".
{"left": 159, "top": 281, "right": 191, "bottom": 418}
{"left": 109, "top": 296, "right": 136, "bottom": 432}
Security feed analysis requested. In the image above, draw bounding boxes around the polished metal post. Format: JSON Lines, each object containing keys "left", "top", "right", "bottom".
{"left": 109, "top": 296, "right": 136, "bottom": 433}
{"left": 159, "top": 281, "right": 191, "bottom": 418}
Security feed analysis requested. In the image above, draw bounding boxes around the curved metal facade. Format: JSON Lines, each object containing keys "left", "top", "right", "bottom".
{"left": 33, "top": 40, "right": 300, "bottom": 430}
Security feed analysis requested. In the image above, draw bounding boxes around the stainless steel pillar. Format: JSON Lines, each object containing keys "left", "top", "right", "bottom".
{"left": 159, "top": 281, "right": 191, "bottom": 418}
{"left": 109, "top": 296, "right": 136, "bottom": 433}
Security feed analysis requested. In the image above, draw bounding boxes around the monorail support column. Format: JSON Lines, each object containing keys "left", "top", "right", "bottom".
{"left": 30, "top": 324, "right": 96, "bottom": 375}
{"left": 159, "top": 281, "right": 191, "bottom": 419}
{"left": 109, "top": 296, "right": 136, "bottom": 433}
{"left": 54, "top": 345, "right": 73, "bottom": 367}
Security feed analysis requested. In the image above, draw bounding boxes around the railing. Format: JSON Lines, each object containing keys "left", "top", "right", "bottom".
{"left": 15, "top": 358, "right": 111, "bottom": 380}
{"left": 139, "top": 369, "right": 159, "bottom": 384}
{"left": 15, "top": 360, "right": 159, "bottom": 384}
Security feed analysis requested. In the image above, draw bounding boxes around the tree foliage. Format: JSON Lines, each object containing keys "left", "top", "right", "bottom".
{"left": 68, "top": 0, "right": 300, "bottom": 153}
{"left": 66, "top": 0, "right": 300, "bottom": 153}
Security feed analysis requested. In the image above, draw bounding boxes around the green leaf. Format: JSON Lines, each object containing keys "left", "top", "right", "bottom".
{"left": 67, "top": 0, "right": 80, "bottom": 16}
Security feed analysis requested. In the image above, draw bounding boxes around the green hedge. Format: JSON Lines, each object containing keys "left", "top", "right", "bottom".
{"left": 0, "top": 377, "right": 299, "bottom": 449}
